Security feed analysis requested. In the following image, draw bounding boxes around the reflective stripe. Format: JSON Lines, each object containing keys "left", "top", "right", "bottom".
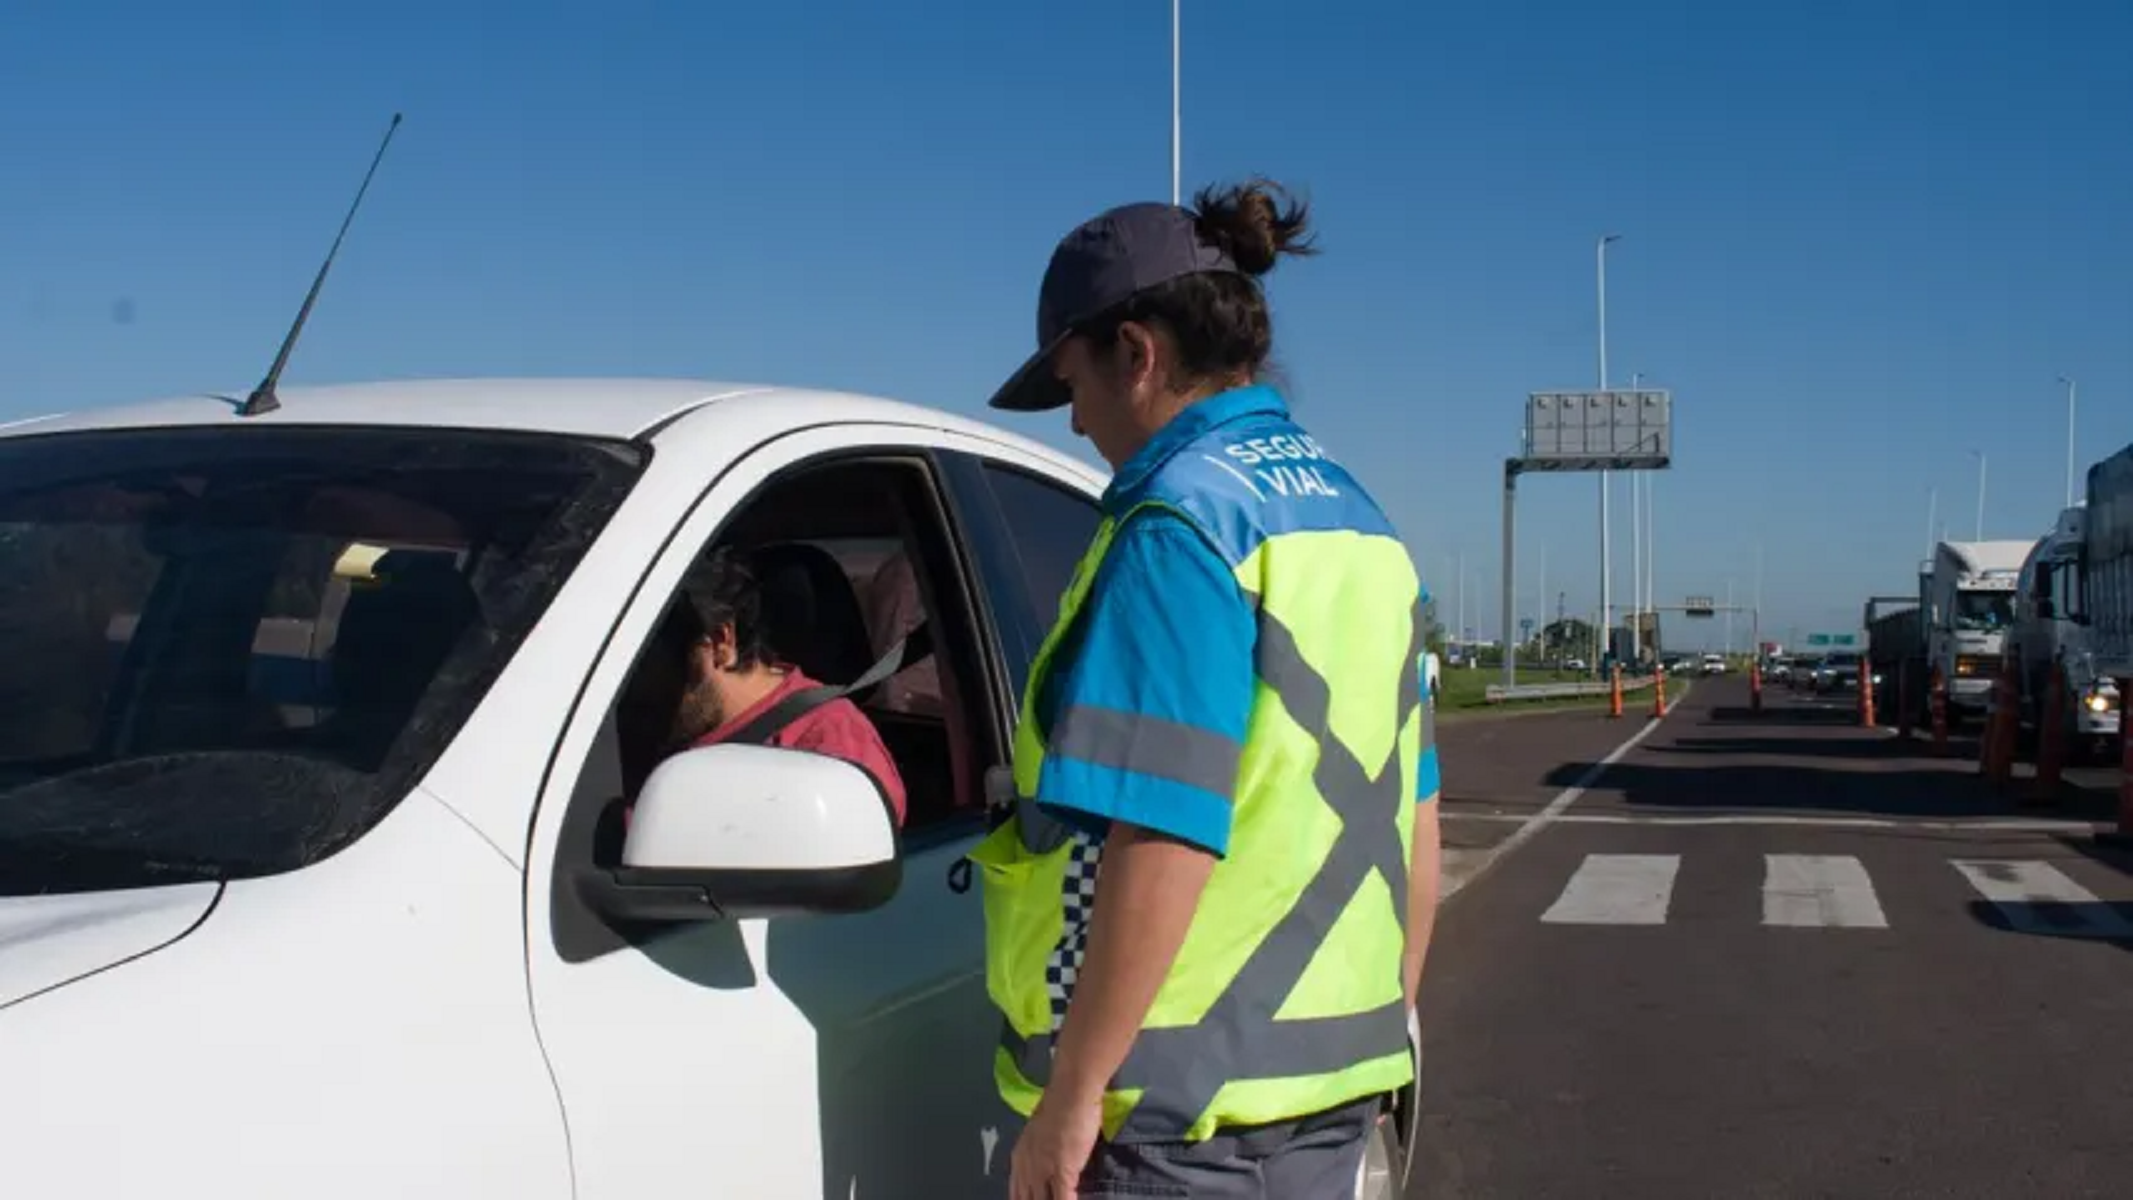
{"left": 1050, "top": 704, "right": 1244, "bottom": 798}
{"left": 1095, "top": 607, "right": 1416, "bottom": 1139}
{"left": 1004, "top": 997, "right": 1408, "bottom": 1088}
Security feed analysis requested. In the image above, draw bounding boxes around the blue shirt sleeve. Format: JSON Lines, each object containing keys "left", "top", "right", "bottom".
{"left": 1034, "top": 510, "right": 1255, "bottom": 857}
{"left": 1416, "top": 583, "right": 1441, "bottom": 804}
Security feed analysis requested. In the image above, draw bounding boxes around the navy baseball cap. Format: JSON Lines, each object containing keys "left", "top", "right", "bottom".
{"left": 987, "top": 202, "right": 1239, "bottom": 413}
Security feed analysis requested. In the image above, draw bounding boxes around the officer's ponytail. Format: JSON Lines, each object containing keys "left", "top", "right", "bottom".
{"left": 1191, "top": 179, "right": 1317, "bottom": 277}
{"left": 1078, "top": 178, "right": 1317, "bottom": 395}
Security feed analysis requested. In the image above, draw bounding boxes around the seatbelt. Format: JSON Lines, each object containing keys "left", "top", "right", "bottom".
{"left": 720, "top": 621, "right": 932, "bottom": 747}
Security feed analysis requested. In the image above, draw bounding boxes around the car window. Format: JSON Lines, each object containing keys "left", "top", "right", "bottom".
{"left": 979, "top": 465, "right": 1103, "bottom": 632}
{"left": 584, "top": 456, "right": 1001, "bottom": 848}
{"left": 0, "top": 427, "right": 642, "bottom": 896}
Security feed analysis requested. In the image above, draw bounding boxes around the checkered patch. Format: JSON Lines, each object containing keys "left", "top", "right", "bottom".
{"left": 1043, "top": 832, "right": 1104, "bottom": 1028}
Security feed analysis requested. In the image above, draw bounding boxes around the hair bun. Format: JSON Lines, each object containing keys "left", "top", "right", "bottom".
{"left": 1191, "top": 178, "right": 1318, "bottom": 276}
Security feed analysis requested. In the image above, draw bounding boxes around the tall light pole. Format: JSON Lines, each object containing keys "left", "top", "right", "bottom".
{"left": 1645, "top": 438, "right": 1656, "bottom": 655}
{"left": 1536, "top": 542, "right": 1548, "bottom": 656}
{"left": 2060, "top": 375, "right": 2077, "bottom": 508}
{"left": 1926, "top": 486, "right": 1938, "bottom": 557}
{"left": 1170, "top": 0, "right": 1181, "bottom": 205}
{"left": 1726, "top": 578, "right": 1735, "bottom": 654}
{"left": 1596, "top": 233, "right": 1621, "bottom": 671}
{"left": 1753, "top": 544, "right": 1763, "bottom": 656}
{"left": 1456, "top": 549, "right": 1466, "bottom": 646}
{"left": 1972, "top": 450, "right": 1987, "bottom": 540}
{"left": 1629, "top": 370, "right": 1644, "bottom": 662}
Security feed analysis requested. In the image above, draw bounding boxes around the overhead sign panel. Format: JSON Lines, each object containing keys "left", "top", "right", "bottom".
{"left": 1522, "top": 389, "right": 1673, "bottom": 472}
{"left": 1806, "top": 633, "right": 1858, "bottom": 647}
{"left": 1685, "top": 595, "right": 1716, "bottom": 617}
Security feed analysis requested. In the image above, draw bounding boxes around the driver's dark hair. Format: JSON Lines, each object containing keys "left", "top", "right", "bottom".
{"left": 677, "top": 545, "right": 773, "bottom": 669}
{"left": 1078, "top": 178, "right": 1318, "bottom": 393}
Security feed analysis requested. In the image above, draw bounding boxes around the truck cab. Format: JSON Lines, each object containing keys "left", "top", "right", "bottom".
{"left": 1924, "top": 539, "right": 2034, "bottom": 723}
{"left": 2011, "top": 505, "right": 2119, "bottom": 755}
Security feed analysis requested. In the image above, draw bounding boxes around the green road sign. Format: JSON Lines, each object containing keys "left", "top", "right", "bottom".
{"left": 1806, "top": 633, "right": 1857, "bottom": 647}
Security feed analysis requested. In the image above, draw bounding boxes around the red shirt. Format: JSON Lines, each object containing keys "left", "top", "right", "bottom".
{"left": 693, "top": 668, "right": 907, "bottom": 827}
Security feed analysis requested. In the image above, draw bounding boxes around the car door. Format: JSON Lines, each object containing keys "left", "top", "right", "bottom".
{"left": 522, "top": 418, "right": 1079, "bottom": 1199}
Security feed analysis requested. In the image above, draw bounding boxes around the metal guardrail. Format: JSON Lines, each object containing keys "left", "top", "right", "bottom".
{"left": 1484, "top": 674, "right": 1665, "bottom": 704}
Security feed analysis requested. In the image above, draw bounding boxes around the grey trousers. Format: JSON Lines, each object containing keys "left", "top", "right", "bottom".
{"left": 1062, "top": 1095, "right": 1385, "bottom": 1199}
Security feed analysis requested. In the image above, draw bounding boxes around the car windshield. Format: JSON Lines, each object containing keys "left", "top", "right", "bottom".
{"left": 0, "top": 425, "right": 642, "bottom": 896}
{"left": 1952, "top": 589, "right": 2015, "bottom": 630}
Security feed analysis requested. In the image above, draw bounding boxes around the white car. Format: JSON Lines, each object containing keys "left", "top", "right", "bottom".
{"left": 1701, "top": 654, "right": 1728, "bottom": 676}
{"left": 0, "top": 379, "right": 1418, "bottom": 1200}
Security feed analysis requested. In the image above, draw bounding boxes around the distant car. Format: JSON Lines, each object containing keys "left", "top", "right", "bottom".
{"left": 1767, "top": 659, "right": 1792, "bottom": 683}
{"left": 1701, "top": 654, "right": 1727, "bottom": 676}
{"left": 1813, "top": 651, "right": 1879, "bottom": 694}
{"left": 1789, "top": 656, "right": 1822, "bottom": 691}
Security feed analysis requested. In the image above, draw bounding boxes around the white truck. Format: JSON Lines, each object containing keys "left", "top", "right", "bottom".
{"left": 2079, "top": 444, "right": 2133, "bottom": 690}
{"left": 1923, "top": 539, "right": 2035, "bottom": 723}
{"left": 2010, "top": 504, "right": 2120, "bottom": 758}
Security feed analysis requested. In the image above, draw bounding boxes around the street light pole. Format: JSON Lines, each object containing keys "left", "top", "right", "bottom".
{"left": 1973, "top": 450, "right": 1987, "bottom": 540}
{"left": 1597, "top": 234, "right": 1620, "bottom": 672}
{"left": 1170, "top": 0, "right": 1181, "bottom": 205}
{"left": 1630, "top": 370, "right": 1643, "bottom": 663}
{"left": 2060, "top": 375, "right": 2077, "bottom": 508}
{"left": 1926, "top": 486, "right": 1937, "bottom": 558}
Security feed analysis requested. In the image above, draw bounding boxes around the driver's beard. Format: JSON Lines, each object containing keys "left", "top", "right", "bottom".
{"left": 669, "top": 677, "right": 725, "bottom": 750}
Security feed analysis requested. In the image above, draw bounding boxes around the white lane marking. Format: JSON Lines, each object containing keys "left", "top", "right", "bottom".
{"left": 1951, "top": 860, "right": 2133, "bottom": 939}
{"left": 1442, "top": 812, "right": 2094, "bottom": 832}
{"left": 1540, "top": 854, "right": 1680, "bottom": 925}
{"left": 1441, "top": 685, "right": 1689, "bottom": 903}
{"left": 1762, "top": 854, "right": 1888, "bottom": 928}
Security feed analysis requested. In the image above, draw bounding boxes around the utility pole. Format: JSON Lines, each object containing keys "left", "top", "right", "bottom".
{"left": 1170, "top": 0, "right": 1181, "bottom": 206}
{"left": 1596, "top": 233, "right": 1621, "bottom": 673}
{"left": 2060, "top": 375, "right": 2078, "bottom": 508}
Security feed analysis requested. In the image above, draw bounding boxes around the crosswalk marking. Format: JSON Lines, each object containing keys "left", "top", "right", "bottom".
{"left": 1949, "top": 859, "right": 2133, "bottom": 940}
{"left": 1762, "top": 854, "right": 1888, "bottom": 928}
{"left": 1529, "top": 852, "right": 2131, "bottom": 936}
{"left": 1540, "top": 854, "right": 1679, "bottom": 925}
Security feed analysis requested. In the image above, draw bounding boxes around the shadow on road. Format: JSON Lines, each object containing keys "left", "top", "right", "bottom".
{"left": 1646, "top": 734, "right": 1908, "bottom": 762}
{"left": 1541, "top": 736, "right": 2122, "bottom": 823}
{"left": 1705, "top": 702, "right": 1869, "bottom": 727}
{"left": 2057, "top": 831, "right": 2133, "bottom": 881}
{"left": 1964, "top": 901, "right": 2133, "bottom": 950}
{"left": 1538, "top": 758, "right": 2013, "bottom": 818}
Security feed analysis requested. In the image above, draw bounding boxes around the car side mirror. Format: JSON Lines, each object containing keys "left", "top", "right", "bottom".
{"left": 578, "top": 743, "right": 901, "bottom": 924}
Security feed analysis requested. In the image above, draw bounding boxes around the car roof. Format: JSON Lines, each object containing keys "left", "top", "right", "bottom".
{"left": 0, "top": 376, "right": 1104, "bottom": 483}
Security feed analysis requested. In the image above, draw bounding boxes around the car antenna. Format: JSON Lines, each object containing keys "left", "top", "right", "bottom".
{"left": 237, "top": 112, "right": 404, "bottom": 418}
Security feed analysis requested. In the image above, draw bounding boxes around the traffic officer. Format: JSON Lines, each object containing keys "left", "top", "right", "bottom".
{"left": 971, "top": 179, "right": 1445, "bottom": 1199}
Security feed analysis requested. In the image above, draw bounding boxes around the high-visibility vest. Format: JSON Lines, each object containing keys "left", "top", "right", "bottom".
{"left": 967, "top": 387, "right": 1426, "bottom": 1144}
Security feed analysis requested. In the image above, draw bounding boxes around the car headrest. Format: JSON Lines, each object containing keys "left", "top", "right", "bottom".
{"left": 331, "top": 549, "right": 480, "bottom": 716}
{"left": 746, "top": 542, "right": 877, "bottom": 689}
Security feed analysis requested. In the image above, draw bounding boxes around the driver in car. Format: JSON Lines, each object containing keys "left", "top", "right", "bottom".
{"left": 637, "top": 545, "right": 908, "bottom": 827}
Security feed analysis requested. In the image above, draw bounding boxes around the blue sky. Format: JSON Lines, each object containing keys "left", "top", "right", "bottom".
{"left": 5, "top": 0, "right": 2130, "bottom": 649}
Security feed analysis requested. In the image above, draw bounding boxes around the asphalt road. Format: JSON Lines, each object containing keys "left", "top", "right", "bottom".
{"left": 1414, "top": 676, "right": 2133, "bottom": 1199}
